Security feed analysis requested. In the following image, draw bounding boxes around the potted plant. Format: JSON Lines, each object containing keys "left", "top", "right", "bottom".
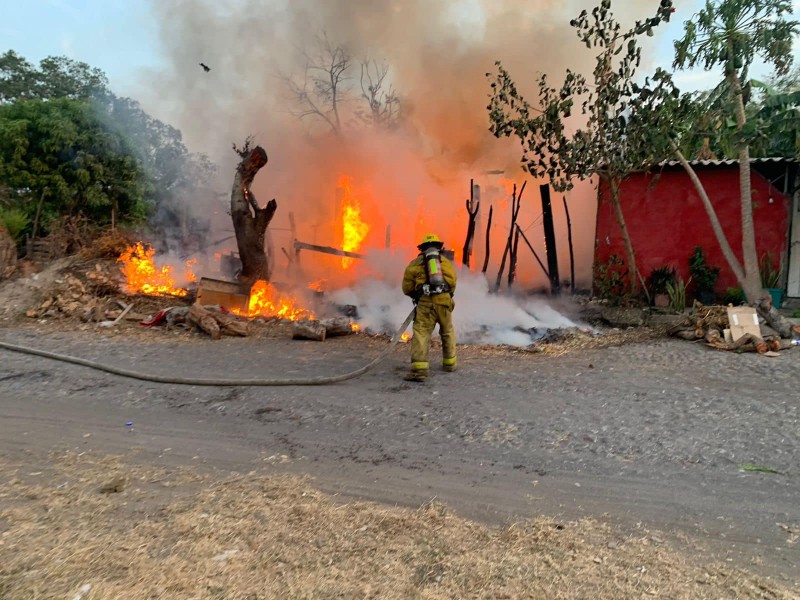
{"left": 759, "top": 252, "right": 784, "bottom": 308}
{"left": 646, "top": 265, "right": 677, "bottom": 308}
{"left": 688, "top": 246, "right": 719, "bottom": 305}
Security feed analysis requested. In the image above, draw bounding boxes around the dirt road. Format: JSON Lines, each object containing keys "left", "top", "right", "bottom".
{"left": 1, "top": 325, "right": 798, "bottom": 585}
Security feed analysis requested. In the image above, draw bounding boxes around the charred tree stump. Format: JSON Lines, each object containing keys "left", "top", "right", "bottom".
{"left": 462, "top": 179, "right": 479, "bottom": 269}
{"left": 540, "top": 184, "right": 560, "bottom": 295}
{"left": 481, "top": 205, "right": 493, "bottom": 274}
{"left": 231, "top": 138, "right": 277, "bottom": 284}
{"left": 293, "top": 320, "right": 327, "bottom": 341}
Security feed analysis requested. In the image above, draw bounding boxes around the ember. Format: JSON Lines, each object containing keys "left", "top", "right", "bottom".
{"left": 338, "top": 176, "right": 369, "bottom": 269}
{"left": 118, "top": 242, "right": 195, "bottom": 297}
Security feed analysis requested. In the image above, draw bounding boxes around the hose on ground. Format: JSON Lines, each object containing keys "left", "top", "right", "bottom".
{"left": 0, "top": 309, "right": 415, "bottom": 387}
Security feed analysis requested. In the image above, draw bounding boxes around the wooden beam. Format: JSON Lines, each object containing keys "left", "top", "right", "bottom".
{"left": 294, "top": 241, "right": 367, "bottom": 260}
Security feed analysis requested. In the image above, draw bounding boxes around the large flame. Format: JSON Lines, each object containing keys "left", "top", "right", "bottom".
{"left": 241, "top": 280, "right": 315, "bottom": 321}
{"left": 118, "top": 242, "right": 195, "bottom": 297}
{"left": 338, "top": 176, "right": 369, "bottom": 269}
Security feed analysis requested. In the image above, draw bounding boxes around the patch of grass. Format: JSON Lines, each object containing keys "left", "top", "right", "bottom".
{"left": 1, "top": 451, "right": 796, "bottom": 599}
{"left": 738, "top": 464, "right": 783, "bottom": 475}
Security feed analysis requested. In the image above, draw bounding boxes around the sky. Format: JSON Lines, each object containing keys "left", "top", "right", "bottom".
{"left": 3, "top": 0, "right": 800, "bottom": 133}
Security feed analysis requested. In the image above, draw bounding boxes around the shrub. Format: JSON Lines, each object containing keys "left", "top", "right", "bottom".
{"left": 0, "top": 208, "right": 29, "bottom": 243}
{"left": 688, "top": 246, "right": 720, "bottom": 304}
{"left": 646, "top": 265, "right": 677, "bottom": 296}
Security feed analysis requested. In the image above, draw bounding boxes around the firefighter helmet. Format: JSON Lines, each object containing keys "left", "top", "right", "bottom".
{"left": 418, "top": 233, "right": 444, "bottom": 249}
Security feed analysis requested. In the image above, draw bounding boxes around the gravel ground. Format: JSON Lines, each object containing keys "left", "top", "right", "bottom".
{"left": 1, "top": 324, "right": 799, "bottom": 585}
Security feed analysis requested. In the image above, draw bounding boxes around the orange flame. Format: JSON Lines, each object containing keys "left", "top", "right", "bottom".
{"left": 351, "top": 322, "right": 361, "bottom": 332}
{"left": 241, "top": 280, "right": 315, "bottom": 321}
{"left": 400, "top": 332, "right": 411, "bottom": 342}
{"left": 338, "top": 176, "right": 369, "bottom": 269}
{"left": 185, "top": 258, "right": 198, "bottom": 283}
{"left": 308, "top": 279, "right": 326, "bottom": 292}
{"left": 118, "top": 242, "right": 192, "bottom": 297}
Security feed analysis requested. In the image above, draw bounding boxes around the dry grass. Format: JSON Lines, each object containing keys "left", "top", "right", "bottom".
{"left": 1, "top": 452, "right": 796, "bottom": 600}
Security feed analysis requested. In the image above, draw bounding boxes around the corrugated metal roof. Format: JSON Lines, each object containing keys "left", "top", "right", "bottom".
{"left": 659, "top": 157, "right": 797, "bottom": 167}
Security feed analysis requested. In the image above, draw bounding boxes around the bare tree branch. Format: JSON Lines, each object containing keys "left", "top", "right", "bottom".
{"left": 359, "top": 59, "right": 401, "bottom": 129}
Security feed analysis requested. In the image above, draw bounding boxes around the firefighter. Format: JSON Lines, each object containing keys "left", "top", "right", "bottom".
{"left": 401, "top": 233, "right": 457, "bottom": 382}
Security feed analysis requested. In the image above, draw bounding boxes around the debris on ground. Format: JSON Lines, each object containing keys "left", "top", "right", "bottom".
{"left": 668, "top": 303, "right": 799, "bottom": 354}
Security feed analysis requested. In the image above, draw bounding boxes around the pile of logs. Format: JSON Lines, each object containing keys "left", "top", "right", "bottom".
{"left": 155, "top": 307, "right": 355, "bottom": 341}
{"left": 187, "top": 304, "right": 249, "bottom": 339}
{"left": 668, "top": 305, "right": 794, "bottom": 353}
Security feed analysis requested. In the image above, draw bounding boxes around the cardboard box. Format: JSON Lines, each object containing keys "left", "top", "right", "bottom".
{"left": 727, "top": 306, "right": 760, "bottom": 341}
{"left": 196, "top": 277, "right": 250, "bottom": 314}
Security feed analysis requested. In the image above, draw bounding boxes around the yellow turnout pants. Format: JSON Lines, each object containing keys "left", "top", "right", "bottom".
{"left": 410, "top": 300, "right": 456, "bottom": 372}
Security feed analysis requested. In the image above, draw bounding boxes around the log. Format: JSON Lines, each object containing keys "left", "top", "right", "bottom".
{"left": 707, "top": 332, "right": 767, "bottom": 353}
{"left": 320, "top": 316, "right": 353, "bottom": 337}
{"left": 208, "top": 310, "right": 249, "bottom": 337}
{"left": 673, "top": 328, "right": 702, "bottom": 340}
{"left": 756, "top": 296, "right": 797, "bottom": 338}
{"left": 292, "top": 320, "right": 326, "bottom": 341}
{"left": 189, "top": 304, "right": 221, "bottom": 339}
{"left": 704, "top": 328, "right": 722, "bottom": 344}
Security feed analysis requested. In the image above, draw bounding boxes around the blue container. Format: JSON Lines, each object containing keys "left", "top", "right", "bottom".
{"left": 766, "top": 288, "right": 784, "bottom": 308}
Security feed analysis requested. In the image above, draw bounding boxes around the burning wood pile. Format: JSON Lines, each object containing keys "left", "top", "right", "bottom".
{"left": 17, "top": 239, "right": 359, "bottom": 341}
{"left": 668, "top": 304, "right": 798, "bottom": 354}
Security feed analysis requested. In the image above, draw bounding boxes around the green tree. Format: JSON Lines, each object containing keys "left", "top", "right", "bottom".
{"left": 0, "top": 50, "right": 109, "bottom": 103}
{"left": 0, "top": 98, "right": 146, "bottom": 237}
{"left": 0, "top": 50, "right": 216, "bottom": 246}
{"left": 672, "top": 0, "right": 799, "bottom": 303}
{"left": 488, "top": 0, "right": 678, "bottom": 292}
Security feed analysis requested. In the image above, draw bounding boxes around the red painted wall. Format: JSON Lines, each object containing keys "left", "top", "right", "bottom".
{"left": 595, "top": 167, "right": 791, "bottom": 293}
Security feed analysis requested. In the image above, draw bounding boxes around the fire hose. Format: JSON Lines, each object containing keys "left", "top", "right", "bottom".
{"left": 0, "top": 309, "right": 415, "bottom": 387}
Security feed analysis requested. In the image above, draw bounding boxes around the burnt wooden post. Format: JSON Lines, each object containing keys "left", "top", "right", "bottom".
{"left": 481, "top": 205, "right": 493, "bottom": 274}
{"left": 516, "top": 225, "right": 550, "bottom": 281}
{"left": 508, "top": 224, "right": 521, "bottom": 287}
{"left": 495, "top": 181, "right": 525, "bottom": 291}
{"left": 539, "top": 184, "right": 560, "bottom": 294}
{"left": 562, "top": 196, "right": 576, "bottom": 294}
{"left": 462, "top": 179, "right": 479, "bottom": 269}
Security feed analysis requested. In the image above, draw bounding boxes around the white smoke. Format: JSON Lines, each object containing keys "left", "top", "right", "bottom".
{"left": 328, "top": 255, "right": 584, "bottom": 346}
